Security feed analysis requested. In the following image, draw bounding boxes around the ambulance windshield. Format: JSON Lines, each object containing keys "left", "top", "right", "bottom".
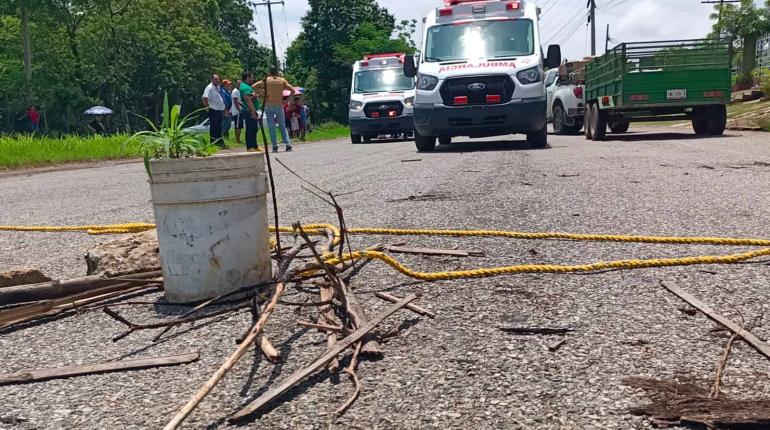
{"left": 425, "top": 19, "right": 534, "bottom": 62}
{"left": 354, "top": 69, "right": 414, "bottom": 93}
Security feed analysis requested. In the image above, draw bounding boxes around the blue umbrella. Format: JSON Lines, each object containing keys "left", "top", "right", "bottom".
{"left": 83, "top": 106, "right": 114, "bottom": 115}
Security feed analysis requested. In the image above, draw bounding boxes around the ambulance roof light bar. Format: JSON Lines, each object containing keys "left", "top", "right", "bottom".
{"left": 361, "top": 53, "right": 406, "bottom": 67}
{"left": 440, "top": 1, "right": 520, "bottom": 16}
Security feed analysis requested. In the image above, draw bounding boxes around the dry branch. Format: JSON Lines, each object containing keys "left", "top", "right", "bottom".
{"left": 0, "top": 283, "right": 160, "bottom": 330}
{"left": 103, "top": 304, "right": 249, "bottom": 342}
{"left": 499, "top": 327, "right": 574, "bottom": 335}
{"left": 0, "top": 353, "right": 198, "bottom": 386}
{"left": 162, "top": 241, "right": 303, "bottom": 430}
{"left": 710, "top": 333, "right": 738, "bottom": 399}
{"left": 660, "top": 281, "right": 770, "bottom": 360}
{"left": 0, "top": 270, "right": 162, "bottom": 305}
{"left": 625, "top": 377, "right": 770, "bottom": 428}
{"left": 386, "top": 246, "right": 483, "bottom": 257}
{"left": 229, "top": 293, "right": 417, "bottom": 422}
{"left": 374, "top": 292, "right": 435, "bottom": 319}
{"left": 319, "top": 284, "right": 339, "bottom": 371}
{"left": 296, "top": 320, "right": 346, "bottom": 333}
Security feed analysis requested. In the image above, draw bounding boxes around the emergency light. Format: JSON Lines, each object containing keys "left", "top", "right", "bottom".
{"left": 360, "top": 53, "right": 406, "bottom": 68}
{"left": 439, "top": 1, "right": 520, "bottom": 16}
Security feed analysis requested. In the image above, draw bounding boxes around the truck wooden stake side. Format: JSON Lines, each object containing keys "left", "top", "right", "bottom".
{"left": 583, "top": 39, "right": 731, "bottom": 141}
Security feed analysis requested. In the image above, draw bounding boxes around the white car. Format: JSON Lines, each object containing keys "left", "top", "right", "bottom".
{"left": 183, "top": 111, "right": 267, "bottom": 134}
{"left": 545, "top": 68, "right": 585, "bottom": 135}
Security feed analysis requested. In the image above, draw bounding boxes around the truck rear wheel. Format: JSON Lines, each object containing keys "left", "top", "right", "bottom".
{"left": 590, "top": 104, "right": 607, "bottom": 141}
{"left": 415, "top": 131, "right": 436, "bottom": 152}
{"left": 692, "top": 107, "right": 708, "bottom": 135}
{"left": 552, "top": 104, "right": 568, "bottom": 135}
{"left": 706, "top": 105, "right": 727, "bottom": 136}
{"left": 439, "top": 137, "right": 452, "bottom": 146}
{"left": 609, "top": 121, "right": 630, "bottom": 133}
{"left": 527, "top": 125, "right": 548, "bottom": 149}
{"left": 584, "top": 103, "right": 594, "bottom": 140}
{"left": 351, "top": 133, "right": 362, "bottom": 144}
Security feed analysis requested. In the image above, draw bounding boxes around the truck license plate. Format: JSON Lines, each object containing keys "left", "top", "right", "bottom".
{"left": 666, "top": 89, "right": 687, "bottom": 100}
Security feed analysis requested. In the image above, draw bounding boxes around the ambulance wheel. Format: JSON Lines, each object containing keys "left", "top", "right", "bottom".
{"left": 351, "top": 133, "right": 362, "bottom": 144}
{"left": 527, "top": 125, "right": 548, "bottom": 149}
{"left": 415, "top": 132, "right": 436, "bottom": 152}
{"left": 706, "top": 105, "right": 727, "bottom": 136}
{"left": 438, "top": 137, "right": 452, "bottom": 145}
{"left": 609, "top": 121, "right": 630, "bottom": 133}
{"left": 590, "top": 104, "right": 607, "bottom": 141}
{"left": 584, "top": 103, "right": 594, "bottom": 140}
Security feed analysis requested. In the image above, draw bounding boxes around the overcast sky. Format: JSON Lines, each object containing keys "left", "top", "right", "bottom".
{"left": 253, "top": 0, "right": 765, "bottom": 61}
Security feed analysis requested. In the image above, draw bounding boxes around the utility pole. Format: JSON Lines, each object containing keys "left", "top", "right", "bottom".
{"left": 20, "top": 5, "right": 32, "bottom": 99}
{"left": 700, "top": 0, "right": 741, "bottom": 36}
{"left": 605, "top": 24, "right": 610, "bottom": 53}
{"left": 251, "top": 1, "right": 284, "bottom": 69}
{"left": 587, "top": 0, "right": 596, "bottom": 56}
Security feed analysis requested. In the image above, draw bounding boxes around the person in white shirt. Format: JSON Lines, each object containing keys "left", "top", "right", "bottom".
{"left": 202, "top": 74, "right": 225, "bottom": 146}
{"left": 231, "top": 80, "right": 243, "bottom": 146}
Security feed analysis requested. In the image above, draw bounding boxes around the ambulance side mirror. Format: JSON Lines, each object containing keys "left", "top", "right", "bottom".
{"left": 545, "top": 45, "right": 562, "bottom": 69}
{"left": 404, "top": 56, "right": 417, "bottom": 78}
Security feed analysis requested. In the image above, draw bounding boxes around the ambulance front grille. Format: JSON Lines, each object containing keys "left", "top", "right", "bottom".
{"left": 439, "top": 75, "right": 515, "bottom": 106}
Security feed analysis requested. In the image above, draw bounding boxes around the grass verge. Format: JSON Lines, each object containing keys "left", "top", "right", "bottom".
{"left": 226, "top": 122, "right": 350, "bottom": 148}
{"left": 0, "top": 123, "right": 350, "bottom": 170}
{"left": 0, "top": 134, "right": 140, "bottom": 170}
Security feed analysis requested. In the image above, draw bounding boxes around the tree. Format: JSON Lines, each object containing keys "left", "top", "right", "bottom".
{"left": 710, "top": 0, "right": 770, "bottom": 82}
{"left": 0, "top": 0, "right": 268, "bottom": 133}
{"left": 294, "top": 0, "right": 397, "bottom": 123}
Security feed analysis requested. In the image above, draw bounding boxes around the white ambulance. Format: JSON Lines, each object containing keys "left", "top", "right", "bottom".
{"left": 348, "top": 53, "right": 416, "bottom": 144}
{"left": 404, "top": 0, "right": 562, "bottom": 151}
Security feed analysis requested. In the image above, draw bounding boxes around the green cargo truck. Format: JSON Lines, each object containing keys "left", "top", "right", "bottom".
{"left": 584, "top": 39, "right": 731, "bottom": 140}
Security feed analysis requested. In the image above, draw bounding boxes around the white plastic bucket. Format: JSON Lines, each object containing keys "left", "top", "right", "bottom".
{"left": 148, "top": 152, "right": 272, "bottom": 303}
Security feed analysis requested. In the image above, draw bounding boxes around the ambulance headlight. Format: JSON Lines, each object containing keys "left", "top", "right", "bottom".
{"left": 403, "top": 97, "right": 414, "bottom": 107}
{"left": 516, "top": 67, "right": 541, "bottom": 84}
{"left": 349, "top": 100, "right": 363, "bottom": 111}
{"left": 416, "top": 74, "right": 439, "bottom": 91}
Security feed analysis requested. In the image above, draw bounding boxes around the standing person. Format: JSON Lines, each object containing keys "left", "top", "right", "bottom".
{"left": 231, "top": 79, "right": 243, "bottom": 146}
{"left": 253, "top": 67, "right": 295, "bottom": 152}
{"left": 19, "top": 105, "right": 40, "bottom": 133}
{"left": 240, "top": 71, "right": 261, "bottom": 152}
{"left": 294, "top": 97, "right": 306, "bottom": 141}
{"left": 220, "top": 80, "right": 234, "bottom": 144}
{"left": 201, "top": 74, "right": 225, "bottom": 147}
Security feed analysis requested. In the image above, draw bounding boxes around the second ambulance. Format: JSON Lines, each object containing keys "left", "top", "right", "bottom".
{"left": 404, "top": 0, "right": 561, "bottom": 151}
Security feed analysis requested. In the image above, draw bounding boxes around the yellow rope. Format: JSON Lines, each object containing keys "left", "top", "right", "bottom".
{"left": 2, "top": 222, "right": 770, "bottom": 280}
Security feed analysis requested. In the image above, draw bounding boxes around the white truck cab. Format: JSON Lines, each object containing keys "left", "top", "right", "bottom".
{"left": 404, "top": 0, "right": 561, "bottom": 151}
{"left": 348, "top": 53, "right": 416, "bottom": 144}
{"left": 545, "top": 68, "right": 585, "bottom": 135}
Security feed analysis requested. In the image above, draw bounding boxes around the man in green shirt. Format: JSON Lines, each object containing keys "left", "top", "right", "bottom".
{"left": 240, "top": 71, "right": 261, "bottom": 151}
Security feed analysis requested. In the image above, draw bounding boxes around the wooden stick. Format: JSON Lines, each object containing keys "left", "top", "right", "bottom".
{"left": 319, "top": 284, "right": 339, "bottom": 372}
{"left": 710, "top": 333, "right": 738, "bottom": 399}
{"left": 0, "top": 283, "right": 160, "bottom": 330}
{"left": 386, "top": 246, "right": 483, "bottom": 257}
{"left": 0, "top": 270, "right": 162, "bottom": 305}
{"left": 374, "top": 292, "right": 435, "bottom": 319}
{"left": 296, "top": 227, "right": 381, "bottom": 355}
{"left": 660, "top": 281, "right": 770, "bottom": 360}
{"left": 296, "top": 320, "right": 345, "bottom": 333}
{"left": 499, "top": 327, "right": 574, "bottom": 335}
{"left": 162, "top": 241, "right": 303, "bottom": 430}
{"left": 229, "top": 294, "right": 417, "bottom": 422}
{"left": 0, "top": 353, "right": 198, "bottom": 386}
{"left": 103, "top": 304, "right": 249, "bottom": 342}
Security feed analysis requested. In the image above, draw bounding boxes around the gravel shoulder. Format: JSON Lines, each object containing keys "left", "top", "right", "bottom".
{"left": 2, "top": 127, "right": 770, "bottom": 429}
